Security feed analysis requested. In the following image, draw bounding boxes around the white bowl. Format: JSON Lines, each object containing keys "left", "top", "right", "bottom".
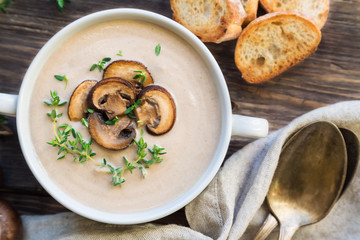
{"left": 0, "top": 8, "right": 268, "bottom": 224}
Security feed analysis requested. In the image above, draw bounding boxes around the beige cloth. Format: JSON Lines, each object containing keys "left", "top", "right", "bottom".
{"left": 22, "top": 101, "right": 360, "bottom": 239}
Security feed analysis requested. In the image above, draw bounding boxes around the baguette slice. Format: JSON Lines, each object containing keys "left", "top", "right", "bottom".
{"left": 170, "top": 0, "right": 247, "bottom": 43}
{"left": 260, "top": 0, "right": 329, "bottom": 29}
{"left": 235, "top": 11, "right": 321, "bottom": 84}
{"left": 241, "top": 0, "right": 259, "bottom": 25}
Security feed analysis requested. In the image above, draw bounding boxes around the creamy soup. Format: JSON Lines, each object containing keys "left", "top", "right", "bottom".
{"left": 30, "top": 20, "right": 222, "bottom": 213}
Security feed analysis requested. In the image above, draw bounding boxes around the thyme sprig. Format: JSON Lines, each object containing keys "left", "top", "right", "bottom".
{"left": 45, "top": 91, "right": 166, "bottom": 187}
{"left": 90, "top": 57, "right": 111, "bottom": 72}
{"left": 44, "top": 90, "right": 67, "bottom": 121}
{"left": 45, "top": 91, "right": 98, "bottom": 164}
{"left": 54, "top": 75, "right": 68, "bottom": 89}
{"left": 146, "top": 144, "right": 166, "bottom": 166}
{"left": 48, "top": 123, "right": 98, "bottom": 163}
{"left": 100, "top": 136, "right": 166, "bottom": 186}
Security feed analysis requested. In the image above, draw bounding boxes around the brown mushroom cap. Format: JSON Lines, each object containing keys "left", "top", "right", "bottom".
{"left": 0, "top": 200, "right": 22, "bottom": 240}
{"left": 68, "top": 80, "right": 97, "bottom": 121}
{"left": 103, "top": 60, "right": 154, "bottom": 92}
{"left": 89, "top": 77, "right": 136, "bottom": 120}
{"left": 135, "top": 85, "right": 176, "bottom": 135}
{"left": 88, "top": 113, "right": 136, "bottom": 150}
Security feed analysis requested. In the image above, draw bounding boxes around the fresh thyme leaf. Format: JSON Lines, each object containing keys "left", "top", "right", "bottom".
{"left": 90, "top": 57, "right": 111, "bottom": 72}
{"left": 90, "top": 64, "right": 97, "bottom": 71}
{"left": 0, "top": 0, "right": 12, "bottom": 13}
{"left": 105, "top": 116, "right": 119, "bottom": 125}
{"left": 155, "top": 44, "right": 161, "bottom": 56}
{"left": 58, "top": 101, "right": 67, "bottom": 106}
{"left": 117, "top": 50, "right": 123, "bottom": 56}
{"left": 133, "top": 71, "right": 146, "bottom": 84}
{"left": 54, "top": 75, "right": 64, "bottom": 81}
{"left": 87, "top": 109, "right": 94, "bottom": 113}
{"left": 124, "top": 99, "right": 142, "bottom": 118}
{"left": 123, "top": 106, "right": 133, "bottom": 115}
{"left": 101, "top": 158, "right": 107, "bottom": 167}
{"left": 81, "top": 118, "right": 88, "bottom": 128}
{"left": 56, "top": 0, "right": 70, "bottom": 12}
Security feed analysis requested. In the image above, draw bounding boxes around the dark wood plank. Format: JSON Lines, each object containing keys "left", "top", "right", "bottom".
{"left": 0, "top": 0, "right": 359, "bottom": 228}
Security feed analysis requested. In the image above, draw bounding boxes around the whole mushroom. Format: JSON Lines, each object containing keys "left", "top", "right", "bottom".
{"left": 0, "top": 200, "right": 22, "bottom": 240}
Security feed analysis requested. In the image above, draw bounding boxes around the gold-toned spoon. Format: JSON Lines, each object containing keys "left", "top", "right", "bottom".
{"left": 254, "top": 121, "right": 347, "bottom": 240}
{"left": 254, "top": 126, "right": 359, "bottom": 240}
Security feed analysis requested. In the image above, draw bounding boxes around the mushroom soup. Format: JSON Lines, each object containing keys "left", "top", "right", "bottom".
{"left": 30, "top": 20, "right": 222, "bottom": 213}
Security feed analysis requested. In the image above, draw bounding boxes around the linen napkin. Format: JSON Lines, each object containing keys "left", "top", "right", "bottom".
{"left": 21, "top": 101, "right": 360, "bottom": 240}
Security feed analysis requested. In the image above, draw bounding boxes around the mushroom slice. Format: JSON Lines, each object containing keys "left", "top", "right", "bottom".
{"left": 135, "top": 85, "right": 176, "bottom": 135}
{"left": 88, "top": 113, "right": 136, "bottom": 150}
{"left": 89, "top": 77, "right": 136, "bottom": 120}
{"left": 68, "top": 80, "right": 97, "bottom": 121}
{"left": 103, "top": 60, "right": 154, "bottom": 92}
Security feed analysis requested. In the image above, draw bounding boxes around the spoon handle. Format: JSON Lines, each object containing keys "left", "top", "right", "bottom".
{"left": 253, "top": 213, "right": 279, "bottom": 240}
{"left": 279, "top": 224, "right": 298, "bottom": 240}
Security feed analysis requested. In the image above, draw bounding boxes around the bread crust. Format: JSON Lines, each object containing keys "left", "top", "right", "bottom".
{"left": 241, "top": 0, "right": 259, "bottom": 25}
{"left": 234, "top": 11, "right": 321, "bottom": 84}
{"left": 171, "top": 0, "right": 246, "bottom": 43}
{"left": 259, "top": 0, "right": 329, "bottom": 29}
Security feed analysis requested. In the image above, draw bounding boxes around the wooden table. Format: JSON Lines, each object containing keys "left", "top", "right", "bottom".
{"left": 0, "top": 0, "right": 359, "bottom": 228}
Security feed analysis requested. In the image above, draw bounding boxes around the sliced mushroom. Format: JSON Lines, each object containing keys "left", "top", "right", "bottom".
{"left": 88, "top": 113, "right": 136, "bottom": 150}
{"left": 135, "top": 85, "right": 176, "bottom": 135}
{"left": 103, "top": 60, "right": 154, "bottom": 92}
{"left": 68, "top": 80, "right": 97, "bottom": 121}
{"left": 89, "top": 77, "right": 136, "bottom": 120}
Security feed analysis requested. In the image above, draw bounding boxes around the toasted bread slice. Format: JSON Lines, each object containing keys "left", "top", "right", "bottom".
{"left": 241, "top": 0, "right": 259, "bottom": 25}
{"left": 170, "top": 0, "right": 247, "bottom": 43}
{"left": 234, "top": 11, "right": 321, "bottom": 84}
{"left": 260, "top": 0, "right": 329, "bottom": 29}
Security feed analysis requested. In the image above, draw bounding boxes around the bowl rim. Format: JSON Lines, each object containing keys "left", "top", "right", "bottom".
{"left": 17, "top": 8, "right": 232, "bottom": 224}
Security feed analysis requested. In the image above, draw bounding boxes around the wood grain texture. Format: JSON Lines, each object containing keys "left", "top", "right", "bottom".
{"left": 0, "top": 0, "right": 359, "bottom": 228}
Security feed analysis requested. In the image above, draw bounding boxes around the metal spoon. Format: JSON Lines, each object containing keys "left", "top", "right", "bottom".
{"left": 254, "top": 121, "right": 347, "bottom": 240}
{"left": 254, "top": 126, "right": 359, "bottom": 240}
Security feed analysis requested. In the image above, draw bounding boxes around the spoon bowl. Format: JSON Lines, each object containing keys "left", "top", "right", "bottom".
{"left": 254, "top": 126, "right": 359, "bottom": 240}
{"left": 268, "top": 121, "right": 347, "bottom": 240}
